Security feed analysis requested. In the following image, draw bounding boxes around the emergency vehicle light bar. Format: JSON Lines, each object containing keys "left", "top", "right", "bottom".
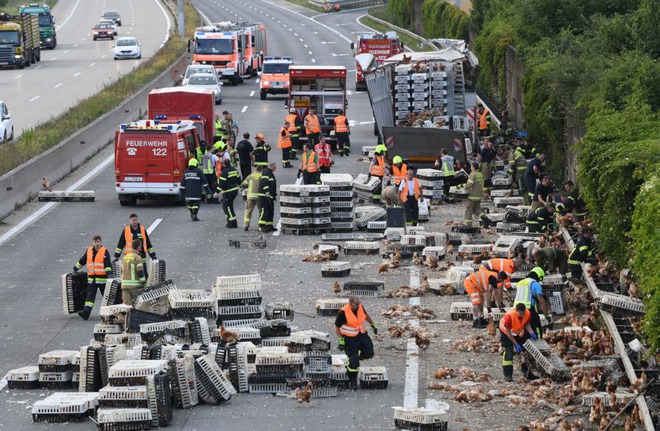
{"left": 264, "top": 56, "right": 293, "bottom": 62}
{"left": 155, "top": 115, "right": 168, "bottom": 120}
{"left": 189, "top": 115, "right": 201, "bottom": 120}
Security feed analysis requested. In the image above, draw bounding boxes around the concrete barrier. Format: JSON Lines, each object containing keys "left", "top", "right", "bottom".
{"left": 0, "top": 52, "right": 191, "bottom": 221}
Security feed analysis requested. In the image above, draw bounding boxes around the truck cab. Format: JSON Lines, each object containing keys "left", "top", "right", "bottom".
{"left": 260, "top": 56, "right": 292, "bottom": 100}
{"left": 18, "top": 3, "right": 56, "bottom": 49}
{"left": 351, "top": 31, "right": 403, "bottom": 91}
{"left": 114, "top": 120, "right": 199, "bottom": 206}
{"left": 0, "top": 13, "right": 40, "bottom": 68}
{"left": 189, "top": 25, "right": 248, "bottom": 86}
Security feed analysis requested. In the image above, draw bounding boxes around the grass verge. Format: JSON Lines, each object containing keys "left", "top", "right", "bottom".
{"left": 282, "top": 0, "right": 324, "bottom": 13}
{"left": 0, "top": 0, "right": 200, "bottom": 177}
{"left": 360, "top": 15, "right": 435, "bottom": 52}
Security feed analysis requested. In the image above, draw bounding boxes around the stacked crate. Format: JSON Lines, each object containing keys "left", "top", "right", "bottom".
{"left": 32, "top": 392, "right": 99, "bottom": 423}
{"left": 7, "top": 366, "right": 40, "bottom": 389}
{"left": 38, "top": 350, "right": 78, "bottom": 389}
{"left": 249, "top": 349, "right": 304, "bottom": 394}
{"left": 394, "top": 64, "right": 413, "bottom": 120}
{"left": 429, "top": 67, "right": 449, "bottom": 111}
{"left": 417, "top": 168, "right": 444, "bottom": 204}
{"left": 146, "top": 258, "right": 167, "bottom": 286}
{"left": 168, "top": 355, "right": 198, "bottom": 408}
{"left": 213, "top": 274, "right": 263, "bottom": 326}
{"left": 359, "top": 366, "right": 389, "bottom": 389}
{"left": 279, "top": 184, "right": 331, "bottom": 235}
{"left": 353, "top": 174, "right": 382, "bottom": 203}
{"left": 168, "top": 289, "right": 217, "bottom": 320}
{"left": 321, "top": 173, "right": 354, "bottom": 233}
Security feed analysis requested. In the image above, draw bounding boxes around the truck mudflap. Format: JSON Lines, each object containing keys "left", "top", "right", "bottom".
{"left": 381, "top": 126, "right": 468, "bottom": 164}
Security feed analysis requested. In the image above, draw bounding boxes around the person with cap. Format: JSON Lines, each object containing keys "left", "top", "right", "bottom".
{"left": 180, "top": 158, "right": 208, "bottom": 221}
{"left": 240, "top": 165, "right": 262, "bottom": 231}
{"left": 304, "top": 107, "right": 321, "bottom": 147}
{"left": 464, "top": 267, "right": 509, "bottom": 328}
{"left": 253, "top": 133, "right": 270, "bottom": 169}
{"left": 526, "top": 202, "right": 556, "bottom": 233}
{"left": 314, "top": 136, "right": 332, "bottom": 176}
{"left": 235, "top": 132, "right": 254, "bottom": 181}
{"left": 73, "top": 235, "right": 112, "bottom": 320}
{"left": 298, "top": 143, "right": 319, "bottom": 185}
{"left": 435, "top": 148, "right": 455, "bottom": 199}
{"left": 201, "top": 145, "right": 220, "bottom": 203}
{"left": 398, "top": 169, "right": 423, "bottom": 226}
{"left": 513, "top": 267, "right": 550, "bottom": 340}
{"left": 464, "top": 161, "right": 489, "bottom": 228}
{"left": 568, "top": 227, "right": 594, "bottom": 280}
{"left": 524, "top": 153, "right": 545, "bottom": 205}
{"left": 368, "top": 146, "right": 387, "bottom": 204}
{"left": 258, "top": 163, "right": 277, "bottom": 232}
{"left": 285, "top": 108, "right": 303, "bottom": 160}
{"left": 391, "top": 156, "right": 408, "bottom": 187}
{"left": 334, "top": 109, "right": 350, "bottom": 156}
{"left": 500, "top": 303, "right": 537, "bottom": 381}
{"left": 277, "top": 120, "right": 293, "bottom": 168}
{"left": 334, "top": 296, "right": 377, "bottom": 390}
{"left": 195, "top": 140, "right": 207, "bottom": 164}
{"left": 481, "top": 257, "right": 523, "bottom": 309}
{"left": 213, "top": 141, "right": 231, "bottom": 188}
{"left": 564, "top": 181, "right": 588, "bottom": 221}
{"left": 532, "top": 246, "right": 568, "bottom": 275}
{"left": 217, "top": 159, "right": 240, "bottom": 228}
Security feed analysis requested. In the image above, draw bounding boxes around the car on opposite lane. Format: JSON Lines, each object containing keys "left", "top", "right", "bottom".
{"left": 93, "top": 23, "right": 114, "bottom": 40}
{"left": 101, "top": 11, "right": 121, "bottom": 26}
{"left": 113, "top": 37, "right": 141, "bottom": 60}
{"left": 184, "top": 72, "right": 222, "bottom": 105}
{"left": 0, "top": 101, "right": 14, "bottom": 143}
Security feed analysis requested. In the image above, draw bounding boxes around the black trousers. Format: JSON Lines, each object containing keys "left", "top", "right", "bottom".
{"left": 258, "top": 196, "right": 274, "bottom": 229}
{"left": 530, "top": 306, "right": 543, "bottom": 339}
{"left": 84, "top": 281, "right": 106, "bottom": 308}
{"left": 302, "top": 171, "right": 318, "bottom": 185}
{"left": 500, "top": 331, "right": 529, "bottom": 378}
{"left": 443, "top": 175, "right": 454, "bottom": 197}
{"left": 403, "top": 198, "right": 419, "bottom": 226}
{"left": 336, "top": 132, "right": 350, "bottom": 154}
{"left": 222, "top": 190, "right": 238, "bottom": 227}
{"left": 307, "top": 132, "right": 320, "bottom": 147}
{"left": 290, "top": 135, "right": 300, "bottom": 155}
{"left": 204, "top": 173, "right": 217, "bottom": 198}
{"left": 281, "top": 147, "right": 291, "bottom": 165}
{"left": 239, "top": 162, "right": 251, "bottom": 182}
{"left": 344, "top": 332, "right": 374, "bottom": 380}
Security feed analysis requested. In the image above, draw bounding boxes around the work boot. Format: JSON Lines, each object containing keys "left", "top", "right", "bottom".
{"left": 472, "top": 319, "right": 484, "bottom": 328}
{"left": 192, "top": 216, "right": 199, "bottom": 221}
{"left": 504, "top": 375, "right": 513, "bottom": 382}
{"left": 244, "top": 224, "right": 249, "bottom": 231}
{"left": 480, "top": 317, "right": 489, "bottom": 326}
{"left": 499, "top": 304, "right": 506, "bottom": 312}
{"left": 78, "top": 306, "right": 91, "bottom": 321}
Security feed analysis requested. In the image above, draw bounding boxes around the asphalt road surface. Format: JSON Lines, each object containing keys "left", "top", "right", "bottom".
{"left": 2, "top": 0, "right": 171, "bottom": 139}
{"left": 0, "top": 2, "right": 438, "bottom": 430}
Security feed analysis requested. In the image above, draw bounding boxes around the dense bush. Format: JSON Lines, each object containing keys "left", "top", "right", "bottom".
{"left": 420, "top": 0, "right": 469, "bottom": 41}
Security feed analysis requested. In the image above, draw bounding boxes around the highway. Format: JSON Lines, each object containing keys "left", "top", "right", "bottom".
{"left": 2, "top": 0, "right": 171, "bottom": 139}
{"left": 0, "top": 2, "right": 451, "bottom": 430}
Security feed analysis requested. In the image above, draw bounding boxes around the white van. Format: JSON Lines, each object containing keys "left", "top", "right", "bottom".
{"left": 181, "top": 64, "right": 216, "bottom": 86}
{"left": 0, "top": 101, "right": 14, "bottom": 143}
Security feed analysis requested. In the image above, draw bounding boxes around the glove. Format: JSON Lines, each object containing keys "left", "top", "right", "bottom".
{"left": 297, "top": 169, "right": 302, "bottom": 179}
{"left": 370, "top": 323, "right": 378, "bottom": 335}
{"left": 337, "top": 337, "right": 345, "bottom": 351}
{"left": 530, "top": 332, "right": 538, "bottom": 341}
{"left": 515, "top": 344, "right": 522, "bottom": 354}
{"left": 544, "top": 313, "right": 552, "bottom": 322}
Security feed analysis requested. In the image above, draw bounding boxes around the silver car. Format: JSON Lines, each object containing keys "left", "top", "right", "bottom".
{"left": 181, "top": 64, "right": 216, "bottom": 86}
{"left": 184, "top": 72, "right": 223, "bottom": 105}
{"left": 113, "top": 37, "right": 141, "bottom": 60}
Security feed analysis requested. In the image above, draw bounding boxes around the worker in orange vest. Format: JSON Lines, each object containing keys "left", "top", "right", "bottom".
{"left": 391, "top": 156, "right": 408, "bottom": 187}
{"left": 334, "top": 109, "right": 351, "bottom": 156}
{"left": 314, "top": 136, "right": 332, "bottom": 176}
{"left": 398, "top": 169, "right": 422, "bottom": 226}
{"left": 499, "top": 303, "right": 537, "bottom": 381}
{"left": 298, "top": 143, "right": 319, "bottom": 185}
{"left": 480, "top": 257, "right": 523, "bottom": 308}
{"left": 285, "top": 108, "right": 303, "bottom": 160}
{"left": 368, "top": 147, "right": 386, "bottom": 204}
{"left": 463, "top": 268, "right": 508, "bottom": 328}
{"left": 477, "top": 104, "right": 490, "bottom": 137}
{"left": 277, "top": 121, "right": 293, "bottom": 168}
{"left": 73, "top": 235, "right": 112, "bottom": 320}
{"left": 304, "top": 108, "right": 321, "bottom": 147}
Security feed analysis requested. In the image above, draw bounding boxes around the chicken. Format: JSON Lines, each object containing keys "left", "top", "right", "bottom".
{"left": 426, "top": 252, "right": 439, "bottom": 269}
{"left": 473, "top": 250, "right": 489, "bottom": 265}
{"left": 378, "top": 262, "right": 389, "bottom": 274}
{"left": 412, "top": 252, "right": 424, "bottom": 266}
{"left": 393, "top": 248, "right": 401, "bottom": 263}
{"left": 414, "top": 330, "right": 431, "bottom": 350}
{"left": 219, "top": 325, "right": 239, "bottom": 345}
{"left": 389, "top": 260, "right": 401, "bottom": 270}
{"left": 434, "top": 367, "right": 457, "bottom": 379}
{"left": 294, "top": 381, "right": 312, "bottom": 403}
{"left": 589, "top": 397, "right": 604, "bottom": 423}
{"left": 486, "top": 316, "right": 496, "bottom": 337}
{"left": 445, "top": 244, "right": 454, "bottom": 254}
{"left": 332, "top": 281, "right": 341, "bottom": 295}
{"left": 419, "top": 275, "right": 430, "bottom": 294}
{"left": 401, "top": 53, "right": 411, "bottom": 64}
{"left": 42, "top": 177, "right": 52, "bottom": 192}
{"left": 440, "top": 284, "right": 456, "bottom": 296}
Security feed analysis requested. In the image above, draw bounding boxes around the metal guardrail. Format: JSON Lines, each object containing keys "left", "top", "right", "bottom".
{"left": 364, "top": 10, "right": 439, "bottom": 52}
{"left": 309, "top": 0, "right": 384, "bottom": 9}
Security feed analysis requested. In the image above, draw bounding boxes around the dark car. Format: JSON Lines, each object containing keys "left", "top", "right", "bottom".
{"left": 93, "top": 23, "right": 114, "bottom": 40}
{"left": 101, "top": 11, "right": 121, "bottom": 26}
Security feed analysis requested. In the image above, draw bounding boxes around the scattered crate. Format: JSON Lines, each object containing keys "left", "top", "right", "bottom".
{"left": 133, "top": 280, "right": 177, "bottom": 315}
{"left": 582, "top": 391, "right": 637, "bottom": 407}
{"left": 108, "top": 359, "right": 167, "bottom": 386}
{"left": 168, "top": 289, "right": 217, "bottom": 320}
{"left": 38, "top": 190, "right": 95, "bottom": 202}
{"left": 458, "top": 243, "right": 492, "bottom": 255}
{"left": 195, "top": 355, "right": 237, "bottom": 403}
{"left": 39, "top": 371, "right": 73, "bottom": 389}
{"left": 125, "top": 308, "right": 170, "bottom": 333}
{"left": 491, "top": 176, "right": 513, "bottom": 187}
{"left": 96, "top": 408, "right": 152, "bottom": 431}
{"left": 259, "top": 319, "right": 291, "bottom": 338}
{"left": 492, "top": 236, "right": 522, "bottom": 258}
{"left": 248, "top": 372, "right": 301, "bottom": 394}
{"left": 99, "top": 345, "right": 128, "bottom": 386}
{"left": 321, "top": 261, "right": 351, "bottom": 278}
{"left": 94, "top": 324, "right": 124, "bottom": 342}
{"left": 146, "top": 373, "right": 172, "bottom": 427}
{"left": 99, "top": 386, "right": 149, "bottom": 408}
{"left": 32, "top": 392, "right": 99, "bottom": 423}
{"left": 494, "top": 197, "right": 525, "bottom": 208}
{"left": 428, "top": 278, "right": 460, "bottom": 296}
{"left": 523, "top": 339, "right": 571, "bottom": 380}
{"left": 100, "top": 304, "right": 132, "bottom": 325}
{"left": 450, "top": 225, "right": 480, "bottom": 234}
{"left": 146, "top": 259, "right": 167, "bottom": 286}
{"left": 38, "top": 350, "right": 78, "bottom": 372}
{"left": 61, "top": 271, "right": 87, "bottom": 314}
{"left": 265, "top": 302, "right": 294, "bottom": 320}
{"left": 392, "top": 406, "right": 448, "bottom": 431}
{"left": 303, "top": 354, "right": 332, "bottom": 375}
{"left": 321, "top": 232, "right": 384, "bottom": 241}
{"left": 385, "top": 227, "right": 405, "bottom": 241}
{"left": 406, "top": 226, "right": 426, "bottom": 235}
{"left": 355, "top": 207, "right": 387, "bottom": 229}
{"left": 316, "top": 298, "right": 350, "bottom": 316}
{"left": 422, "top": 246, "right": 445, "bottom": 259}
{"left": 401, "top": 234, "right": 427, "bottom": 247}
{"left": 168, "top": 356, "right": 198, "bottom": 409}
{"left": 548, "top": 291, "right": 569, "bottom": 315}
{"left": 343, "top": 281, "right": 385, "bottom": 297}
{"left": 102, "top": 279, "right": 123, "bottom": 307}
{"left": 450, "top": 302, "right": 474, "bottom": 321}
{"left": 255, "top": 352, "right": 304, "bottom": 373}
{"left": 287, "top": 377, "right": 339, "bottom": 398}
{"left": 79, "top": 345, "right": 102, "bottom": 392}
{"left": 359, "top": 366, "right": 388, "bottom": 389}
{"left": 190, "top": 317, "right": 212, "bottom": 345}
{"left": 598, "top": 292, "right": 645, "bottom": 317}
{"left": 343, "top": 241, "right": 380, "bottom": 255}
{"left": 7, "top": 366, "right": 40, "bottom": 389}
{"left": 490, "top": 188, "right": 519, "bottom": 198}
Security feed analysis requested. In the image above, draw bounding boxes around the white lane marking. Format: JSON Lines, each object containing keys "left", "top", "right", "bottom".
{"left": 331, "top": 53, "right": 349, "bottom": 57}
{"left": 249, "top": 91, "right": 255, "bottom": 97}
{"left": 308, "top": 51, "right": 312, "bottom": 55}
{"left": 255, "top": 78, "right": 260, "bottom": 83}
{"left": 277, "top": 20, "right": 281, "bottom": 23}
{"left": 29, "top": 96, "right": 40, "bottom": 102}
{"left": 101, "top": 55, "right": 106, "bottom": 59}
{"left": 50, "top": 57, "right": 57, "bottom": 61}
{"left": 89, "top": 63, "right": 96, "bottom": 67}
{"left": 63, "top": 50, "right": 69, "bottom": 54}
{"left": 54, "top": 82, "right": 63, "bottom": 88}
{"left": 282, "top": 24, "right": 287, "bottom": 27}
{"left": 301, "top": 23, "right": 305, "bottom": 26}
{"left": 404, "top": 266, "right": 421, "bottom": 408}
{"left": 0, "top": 155, "right": 114, "bottom": 247}
{"left": 35, "top": 65, "right": 42, "bottom": 69}
{"left": 313, "top": 31, "right": 318, "bottom": 34}
{"left": 321, "top": 41, "right": 337, "bottom": 44}
{"left": 74, "top": 72, "right": 81, "bottom": 77}
{"left": 241, "top": 105, "right": 248, "bottom": 113}
{"left": 273, "top": 219, "right": 281, "bottom": 237}
{"left": 294, "top": 33, "right": 298, "bottom": 36}
{"left": 152, "top": 0, "right": 172, "bottom": 48}
{"left": 299, "top": 38, "right": 303, "bottom": 42}
{"left": 303, "top": 43, "right": 307, "bottom": 47}
{"left": 311, "top": 58, "right": 316, "bottom": 63}
{"left": 55, "top": 0, "right": 82, "bottom": 30}
{"left": 73, "top": 43, "right": 78, "bottom": 47}
{"left": 262, "top": 0, "right": 353, "bottom": 43}
{"left": 147, "top": 219, "right": 163, "bottom": 235}
{"left": 288, "top": 28, "right": 292, "bottom": 31}
{"left": 14, "top": 74, "right": 22, "bottom": 79}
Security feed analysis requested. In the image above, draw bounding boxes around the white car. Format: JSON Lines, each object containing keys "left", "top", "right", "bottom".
{"left": 0, "top": 101, "right": 14, "bottom": 143}
{"left": 113, "top": 37, "right": 141, "bottom": 60}
{"left": 181, "top": 64, "right": 216, "bottom": 86}
{"left": 99, "top": 19, "right": 118, "bottom": 35}
{"left": 184, "top": 72, "right": 222, "bottom": 105}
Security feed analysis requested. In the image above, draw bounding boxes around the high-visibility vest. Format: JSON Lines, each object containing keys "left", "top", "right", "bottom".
{"left": 215, "top": 158, "right": 223, "bottom": 178}
{"left": 399, "top": 178, "right": 421, "bottom": 203}
{"left": 441, "top": 155, "right": 455, "bottom": 176}
{"left": 334, "top": 115, "right": 348, "bottom": 133}
{"left": 86, "top": 246, "right": 108, "bottom": 277}
{"left": 302, "top": 151, "right": 318, "bottom": 173}
{"left": 285, "top": 114, "right": 300, "bottom": 136}
{"left": 465, "top": 268, "right": 497, "bottom": 292}
{"left": 243, "top": 172, "right": 262, "bottom": 199}
{"left": 314, "top": 142, "right": 331, "bottom": 167}
{"left": 392, "top": 164, "right": 407, "bottom": 186}
{"left": 305, "top": 114, "right": 321, "bottom": 134}
{"left": 339, "top": 303, "right": 367, "bottom": 337}
{"left": 202, "top": 153, "right": 215, "bottom": 175}
{"left": 499, "top": 309, "right": 531, "bottom": 335}
{"left": 121, "top": 252, "right": 145, "bottom": 288}
{"left": 466, "top": 171, "right": 484, "bottom": 201}
{"left": 277, "top": 127, "right": 292, "bottom": 149}
{"left": 370, "top": 155, "right": 385, "bottom": 177}
{"left": 478, "top": 111, "right": 489, "bottom": 130}
{"left": 124, "top": 225, "right": 147, "bottom": 255}
{"left": 214, "top": 119, "right": 224, "bottom": 137}
{"left": 484, "top": 259, "right": 515, "bottom": 277}
{"left": 513, "top": 278, "right": 537, "bottom": 309}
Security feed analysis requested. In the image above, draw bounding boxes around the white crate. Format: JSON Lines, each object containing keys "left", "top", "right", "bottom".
{"left": 280, "top": 217, "right": 313, "bottom": 226}
{"left": 400, "top": 234, "right": 427, "bottom": 247}
{"left": 458, "top": 243, "right": 492, "bottom": 254}
{"left": 109, "top": 360, "right": 167, "bottom": 379}
{"left": 490, "top": 189, "right": 519, "bottom": 198}
{"left": 217, "top": 305, "right": 263, "bottom": 317}
{"left": 394, "top": 92, "right": 411, "bottom": 102}
{"left": 430, "top": 71, "right": 447, "bottom": 80}
{"left": 359, "top": 366, "right": 388, "bottom": 380}
{"left": 421, "top": 246, "right": 445, "bottom": 258}
{"left": 394, "top": 83, "right": 410, "bottom": 93}
{"left": 321, "top": 261, "right": 351, "bottom": 273}
{"left": 395, "top": 74, "right": 411, "bottom": 84}
{"left": 431, "top": 80, "right": 448, "bottom": 90}
{"left": 39, "top": 371, "right": 73, "bottom": 382}
{"left": 99, "top": 305, "right": 132, "bottom": 324}
{"left": 99, "top": 385, "right": 148, "bottom": 402}
{"left": 406, "top": 226, "right": 426, "bottom": 235}
{"left": 215, "top": 274, "right": 262, "bottom": 288}
{"left": 290, "top": 330, "right": 331, "bottom": 345}
{"left": 582, "top": 391, "right": 637, "bottom": 407}
{"left": 431, "top": 89, "right": 448, "bottom": 99}
{"left": 32, "top": 392, "right": 99, "bottom": 416}
{"left": 94, "top": 323, "right": 123, "bottom": 338}
{"left": 97, "top": 408, "right": 152, "bottom": 425}
{"left": 38, "top": 350, "right": 78, "bottom": 368}
{"left": 133, "top": 282, "right": 176, "bottom": 314}
{"left": 492, "top": 176, "right": 513, "bottom": 186}
{"left": 361, "top": 145, "right": 377, "bottom": 156}
{"left": 367, "top": 221, "right": 387, "bottom": 230}
{"left": 385, "top": 227, "right": 405, "bottom": 241}
{"left": 7, "top": 366, "right": 40, "bottom": 381}
{"left": 393, "top": 406, "right": 448, "bottom": 424}
{"left": 316, "top": 244, "right": 340, "bottom": 255}
{"left": 598, "top": 292, "right": 645, "bottom": 315}
{"left": 216, "top": 326, "right": 261, "bottom": 341}
{"left": 140, "top": 320, "right": 187, "bottom": 335}
{"left": 448, "top": 266, "right": 475, "bottom": 281}
{"left": 260, "top": 337, "right": 291, "bottom": 347}
{"left": 222, "top": 318, "right": 262, "bottom": 328}
{"left": 316, "top": 297, "right": 350, "bottom": 314}
{"left": 411, "top": 73, "right": 428, "bottom": 83}
{"left": 321, "top": 173, "right": 353, "bottom": 185}
{"left": 343, "top": 241, "right": 380, "bottom": 252}
{"left": 280, "top": 206, "right": 312, "bottom": 215}
{"left": 313, "top": 216, "right": 332, "bottom": 225}
{"left": 169, "top": 289, "right": 216, "bottom": 309}
{"left": 169, "top": 355, "right": 198, "bottom": 408}
{"left": 255, "top": 352, "right": 304, "bottom": 366}
{"left": 215, "top": 289, "right": 262, "bottom": 302}
{"left": 428, "top": 278, "right": 460, "bottom": 293}
{"left": 195, "top": 355, "right": 237, "bottom": 402}
{"left": 450, "top": 302, "right": 473, "bottom": 319}
{"left": 492, "top": 236, "right": 522, "bottom": 258}
{"left": 104, "top": 333, "right": 142, "bottom": 348}
{"left": 494, "top": 197, "right": 525, "bottom": 207}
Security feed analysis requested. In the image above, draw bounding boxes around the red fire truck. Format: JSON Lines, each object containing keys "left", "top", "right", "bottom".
{"left": 351, "top": 31, "right": 403, "bottom": 91}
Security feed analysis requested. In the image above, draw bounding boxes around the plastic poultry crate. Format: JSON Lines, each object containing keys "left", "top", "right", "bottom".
{"left": 359, "top": 366, "right": 389, "bottom": 389}
{"left": 99, "top": 304, "right": 132, "bottom": 325}
{"left": 494, "top": 197, "right": 525, "bottom": 207}
{"left": 265, "top": 302, "right": 294, "bottom": 320}
{"left": 215, "top": 289, "right": 262, "bottom": 307}
{"left": 39, "top": 371, "right": 73, "bottom": 389}
{"left": 259, "top": 320, "right": 292, "bottom": 338}
{"left": 492, "top": 236, "right": 522, "bottom": 258}
{"left": 523, "top": 339, "right": 571, "bottom": 380}
{"left": 79, "top": 345, "right": 102, "bottom": 393}
{"left": 61, "top": 271, "right": 87, "bottom": 314}
{"left": 393, "top": 406, "right": 448, "bottom": 429}
{"left": 169, "top": 289, "right": 216, "bottom": 310}
{"left": 255, "top": 352, "right": 305, "bottom": 373}
{"left": 598, "top": 292, "right": 645, "bottom": 317}
{"left": 146, "top": 259, "right": 167, "bottom": 286}
{"left": 303, "top": 354, "right": 332, "bottom": 374}
{"left": 400, "top": 234, "right": 428, "bottom": 247}
{"left": 125, "top": 308, "right": 170, "bottom": 333}
{"left": 355, "top": 208, "right": 387, "bottom": 229}
{"left": 96, "top": 408, "right": 153, "bottom": 431}
{"left": 146, "top": 373, "right": 172, "bottom": 427}
{"left": 322, "top": 232, "right": 384, "bottom": 241}
{"left": 190, "top": 317, "right": 212, "bottom": 345}
{"left": 99, "top": 386, "right": 149, "bottom": 409}
{"left": 450, "top": 302, "right": 474, "bottom": 321}
{"left": 214, "top": 274, "right": 262, "bottom": 289}
{"left": 107, "top": 360, "right": 168, "bottom": 386}
{"left": 548, "top": 291, "right": 568, "bottom": 315}
{"left": 99, "top": 345, "right": 128, "bottom": 387}
{"left": 321, "top": 261, "right": 351, "bottom": 278}
{"left": 422, "top": 246, "right": 446, "bottom": 258}
{"left": 457, "top": 243, "right": 492, "bottom": 254}
{"left": 343, "top": 241, "right": 381, "bottom": 255}
{"left": 316, "top": 298, "right": 350, "bottom": 316}
{"left": 217, "top": 305, "right": 263, "bottom": 324}
{"left": 102, "top": 279, "right": 123, "bottom": 307}
{"left": 582, "top": 391, "right": 636, "bottom": 407}
{"left": 7, "top": 366, "right": 40, "bottom": 389}
{"left": 385, "top": 227, "right": 405, "bottom": 241}
{"left": 342, "top": 281, "right": 385, "bottom": 298}
{"left": 428, "top": 279, "right": 460, "bottom": 296}
{"left": 133, "top": 280, "right": 176, "bottom": 315}
{"left": 167, "top": 356, "right": 198, "bottom": 409}
{"left": 367, "top": 220, "right": 387, "bottom": 231}
{"left": 288, "top": 377, "right": 339, "bottom": 398}
{"left": 93, "top": 323, "right": 124, "bottom": 342}
{"left": 38, "top": 350, "right": 78, "bottom": 372}
{"left": 139, "top": 320, "right": 187, "bottom": 344}
{"left": 194, "top": 355, "right": 236, "bottom": 403}
{"left": 32, "top": 392, "right": 98, "bottom": 423}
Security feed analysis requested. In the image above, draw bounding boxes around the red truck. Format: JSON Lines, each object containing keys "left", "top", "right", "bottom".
{"left": 114, "top": 120, "right": 199, "bottom": 206}
{"left": 351, "top": 31, "right": 403, "bottom": 91}
{"left": 148, "top": 87, "right": 215, "bottom": 144}
{"left": 288, "top": 65, "right": 347, "bottom": 142}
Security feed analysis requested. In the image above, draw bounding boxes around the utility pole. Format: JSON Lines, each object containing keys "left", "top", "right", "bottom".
{"left": 178, "top": 0, "right": 184, "bottom": 38}
{"left": 413, "top": 0, "right": 423, "bottom": 35}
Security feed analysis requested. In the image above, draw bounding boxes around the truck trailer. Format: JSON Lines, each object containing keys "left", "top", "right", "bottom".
{"left": 0, "top": 12, "right": 40, "bottom": 69}
{"left": 148, "top": 87, "right": 216, "bottom": 145}
{"left": 18, "top": 3, "right": 56, "bottom": 49}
